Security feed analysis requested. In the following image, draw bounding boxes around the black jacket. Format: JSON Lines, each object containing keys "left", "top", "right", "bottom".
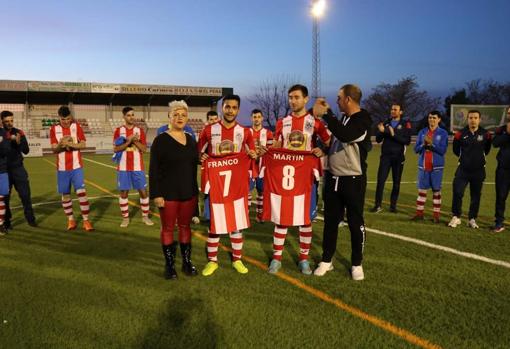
{"left": 0, "top": 128, "right": 12, "bottom": 173}
{"left": 5, "top": 127, "right": 29, "bottom": 169}
{"left": 323, "top": 109, "right": 372, "bottom": 176}
{"left": 453, "top": 126, "right": 492, "bottom": 171}
{"left": 375, "top": 118, "right": 412, "bottom": 157}
{"left": 493, "top": 125, "right": 510, "bottom": 169}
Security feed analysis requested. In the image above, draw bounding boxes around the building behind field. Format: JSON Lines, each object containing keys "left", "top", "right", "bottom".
{"left": 0, "top": 79, "right": 232, "bottom": 156}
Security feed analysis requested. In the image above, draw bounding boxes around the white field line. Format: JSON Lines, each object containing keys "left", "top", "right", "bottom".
{"left": 87, "top": 157, "right": 506, "bottom": 269}
{"left": 367, "top": 227, "right": 510, "bottom": 269}
{"left": 83, "top": 157, "right": 149, "bottom": 178}
{"left": 313, "top": 215, "right": 510, "bottom": 269}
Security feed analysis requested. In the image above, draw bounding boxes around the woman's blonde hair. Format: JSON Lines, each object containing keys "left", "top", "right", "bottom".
{"left": 169, "top": 100, "right": 188, "bottom": 115}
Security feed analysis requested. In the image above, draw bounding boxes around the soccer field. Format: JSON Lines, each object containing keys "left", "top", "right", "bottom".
{"left": 1, "top": 147, "right": 509, "bottom": 349}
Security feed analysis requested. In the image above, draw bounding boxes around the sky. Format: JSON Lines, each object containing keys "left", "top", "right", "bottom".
{"left": 1, "top": 0, "right": 509, "bottom": 120}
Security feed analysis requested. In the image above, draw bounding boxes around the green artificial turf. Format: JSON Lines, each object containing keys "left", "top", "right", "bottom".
{"left": 1, "top": 148, "right": 509, "bottom": 349}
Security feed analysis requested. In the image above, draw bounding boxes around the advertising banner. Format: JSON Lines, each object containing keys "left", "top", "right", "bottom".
{"left": 450, "top": 104, "right": 508, "bottom": 131}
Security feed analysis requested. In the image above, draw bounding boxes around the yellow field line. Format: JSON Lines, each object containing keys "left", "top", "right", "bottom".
{"left": 191, "top": 232, "right": 442, "bottom": 349}
{"left": 42, "top": 161, "right": 440, "bottom": 349}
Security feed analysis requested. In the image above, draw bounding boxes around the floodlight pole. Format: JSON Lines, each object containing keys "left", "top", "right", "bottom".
{"left": 312, "top": 16, "right": 320, "bottom": 99}
{"left": 311, "top": 0, "right": 324, "bottom": 99}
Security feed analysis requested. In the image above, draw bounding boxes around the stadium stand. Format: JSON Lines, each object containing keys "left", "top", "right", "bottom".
{"left": 0, "top": 79, "right": 231, "bottom": 148}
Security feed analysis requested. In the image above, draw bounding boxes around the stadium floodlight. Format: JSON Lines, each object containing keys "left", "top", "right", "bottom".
{"left": 311, "top": 0, "right": 326, "bottom": 18}
{"left": 311, "top": 0, "right": 326, "bottom": 98}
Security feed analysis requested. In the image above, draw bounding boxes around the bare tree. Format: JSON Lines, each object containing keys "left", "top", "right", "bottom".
{"left": 364, "top": 76, "right": 440, "bottom": 124}
{"left": 444, "top": 79, "right": 510, "bottom": 116}
{"left": 248, "top": 75, "right": 299, "bottom": 129}
{"left": 465, "top": 79, "right": 510, "bottom": 104}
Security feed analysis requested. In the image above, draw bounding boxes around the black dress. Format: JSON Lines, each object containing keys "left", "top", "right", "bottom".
{"left": 149, "top": 132, "right": 199, "bottom": 201}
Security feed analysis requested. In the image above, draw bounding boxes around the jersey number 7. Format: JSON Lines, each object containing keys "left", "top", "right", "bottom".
{"left": 219, "top": 170, "right": 232, "bottom": 197}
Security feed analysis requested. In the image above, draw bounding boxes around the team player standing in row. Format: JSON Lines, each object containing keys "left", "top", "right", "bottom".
{"left": 49, "top": 106, "right": 94, "bottom": 231}
{"left": 113, "top": 107, "right": 153, "bottom": 228}
{"left": 267, "top": 84, "right": 331, "bottom": 275}
{"left": 412, "top": 111, "right": 449, "bottom": 223}
{"left": 371, "top": 104, "right": 412, "bottom": 213}
{"left": 492, "top": 107, "right": 510, "bottom": 232}
{"left": 0, "top": 125, "right": 10, "bottom": 234}
{"left": 249, "top": 109, "right": 273, "bottom": 222}
{"left": 198, "top": 94, "right": 257, "bottom": 276}
{"left": 448, "top": 110, "right": 492, "bottom": 228}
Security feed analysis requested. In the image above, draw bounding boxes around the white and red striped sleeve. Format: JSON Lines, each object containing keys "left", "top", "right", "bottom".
{"left": 266, "top": 129, "right": 274, "bottom": 146}
{"left": 274, "top": 119, "right": 283, "bottom": 145}
{"left": 243, "top": 127, "right": 255, "bottom": 152}
{"left": 113, "top": 127, "right": 120, "bottom": 144}
{"left": 50, "top": 125, "right": 58, "bottom": 145}
{"left": 198, "top": 124, "right": 211, "bottom": 154}
{"left": 315, "top": 119, "right": 330, "bottom": 144}
{"left": 139, "top": 128, "right": 147, "bottom": 146}
{"left": 76, "top": 123, "right": 86, "bottom": 142}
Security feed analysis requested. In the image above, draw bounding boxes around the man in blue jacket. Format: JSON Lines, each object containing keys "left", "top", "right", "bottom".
{"left": 411, "top": 111, "right": 448, "bottom": 223}
{"left": 492, "top": 106, "right": 510, "bottom": 232}
{"left": 1, "top": 111, "right": 37, "bottom": 229}
{"left": 371, "top": 104, "right": 412, "bottom": 213}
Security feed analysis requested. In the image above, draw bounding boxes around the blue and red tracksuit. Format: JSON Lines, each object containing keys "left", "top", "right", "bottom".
{"left": 414, "top": 126, "right": 448, "bottom": 190}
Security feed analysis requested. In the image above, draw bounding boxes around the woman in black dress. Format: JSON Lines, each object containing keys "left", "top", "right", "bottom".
{"left": 149, "top": 100, "right": 199, "bottom": 279}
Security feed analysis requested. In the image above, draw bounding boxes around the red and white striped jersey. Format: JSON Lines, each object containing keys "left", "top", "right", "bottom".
{"left": 198, "top": 121, "right": 255, "bottom": 156}
{"left": 275, "top": 113, "right": 330, "bottom": 151}
{"left": 260, "top": 148, "right": 321, "bottom": 227}
{"left": 201, "top": 152, "right": 256, "bottom": 234}
{"left": 49, "top": 122, "right": 86, "bottom": 171}
{"left": 113, "top": 126, "right": 146, "bottom": 171}
{"left": 250, "top": 127, "right": 274, "bottom": 147}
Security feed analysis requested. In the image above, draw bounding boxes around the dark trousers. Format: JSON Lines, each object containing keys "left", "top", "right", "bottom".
{"left": 452, "top": 167, "right": 485, "bottom": 219}
{"left": 5, "top": 166, "right": 35, "bottom": 224}
{"left": 322, "top": 172, "right": 366, "bottom": 266}
{"left": 375, "top": 155, "right": 404, "bottom": 209}
{"left": 495, "top": 167, "right": 510, "bottom": 225}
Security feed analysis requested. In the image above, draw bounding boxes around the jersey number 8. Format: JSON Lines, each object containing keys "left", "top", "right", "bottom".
{"left": 282, "top": 165, "right": 295, "bottom": 190}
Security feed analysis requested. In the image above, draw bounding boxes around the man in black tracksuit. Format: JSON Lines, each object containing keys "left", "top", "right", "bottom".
{"left": 492, "top": 107, "right": 510, "bottom": 232}
{"left": 448, "top": 110, "right": 492, "bottom": 229}
{"left": 1, "top": 111, "right": 36, "bottom": 229}
{"left": 0, "top": 126, "right": 11, "bottom": 234}
{"left": 371, "top": 104, "right": 411, "bottom": 213}
{"left": 312, "top": 84, "right": 372, "bottom": 281}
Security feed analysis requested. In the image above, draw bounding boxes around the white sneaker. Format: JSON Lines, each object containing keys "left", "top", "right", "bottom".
{"left": 142, "top": 216, "right": 154, "bottom": 226}
{"left": 314, "top": 262, "right": 334, "bottom": 276}
{"left": 351, "top": 265, "right": 364, "bottom": 281}
{"left": 191, "top": 216, "right": 200, "bottom": 225}
{"left": 468, "top": 218, "right": 479, "bottom": 229}
{"left": 448, "top": 216, "right": 461, "bottom": 228}
{"left": 120, "top": 217, "right": 130, "bottom": 228}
